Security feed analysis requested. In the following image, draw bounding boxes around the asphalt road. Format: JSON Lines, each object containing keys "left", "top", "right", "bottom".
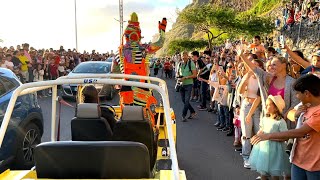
{"left": 38, "top": 77, "right": 258, "bottom": 180}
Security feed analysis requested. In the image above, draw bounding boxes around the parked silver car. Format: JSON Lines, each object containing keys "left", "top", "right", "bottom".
{"left": 61, "top": 61, "right": 115, "bottom": 100}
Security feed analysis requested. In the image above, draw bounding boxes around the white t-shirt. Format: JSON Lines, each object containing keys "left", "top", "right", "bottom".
{"left": 212, "top": 85, "right": 228, "bottom": 105}
{"left": 210, "top": 72, "right": 218, "bottom": 82}
{"left": 5, "top": 61, "right": 14, "bottom": 69}
{"left": 290, "top": 102, "right": 304, "bottom": 162}
{"left": 58, "top": 65, "right": 65, "bottom": 72}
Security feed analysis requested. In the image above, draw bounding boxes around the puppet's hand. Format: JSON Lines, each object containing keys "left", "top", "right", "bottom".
{"left": 158, "top": 18, "right": 167, "bottom": 33}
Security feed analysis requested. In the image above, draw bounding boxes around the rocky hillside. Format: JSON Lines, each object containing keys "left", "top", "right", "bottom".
{"left": 264, "top": 5, "right": 319, "bottom": 57}
{"left": 156, "top": 0, "right": 255, "bottom": 57}
{"left": 158, "top": 0, "right": 319, "bottom": 57}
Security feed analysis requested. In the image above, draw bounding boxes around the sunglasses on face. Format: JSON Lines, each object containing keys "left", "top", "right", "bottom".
{"left": 228, "top": 66, "right": 233, "bottom": 68}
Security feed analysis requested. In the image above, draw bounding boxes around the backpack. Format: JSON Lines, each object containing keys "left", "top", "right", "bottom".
{"left": 178, "top": 60, "right": 192, "bottom": 75}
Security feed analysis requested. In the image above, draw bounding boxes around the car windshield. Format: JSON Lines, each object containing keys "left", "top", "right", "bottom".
{"left": 72, "top": 63, "right": 111, "bottom": 73}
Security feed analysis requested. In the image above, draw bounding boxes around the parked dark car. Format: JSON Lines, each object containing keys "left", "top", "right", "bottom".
{"left": 0, "top": 68, "right": 43, "bottom": 171}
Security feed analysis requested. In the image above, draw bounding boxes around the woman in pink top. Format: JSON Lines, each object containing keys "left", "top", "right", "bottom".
{"left": 239, "top": 51, "right": 299, "bottom": 128}
{"left": 252, "top": 74, "right": 320, "bottom": 180}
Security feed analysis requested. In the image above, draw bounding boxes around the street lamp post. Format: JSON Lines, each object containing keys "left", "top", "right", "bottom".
{"left": 74, "top": 0, "right": 78, "bottom": 51}
{"left": 119, "top": 0, "right": 123, "bottom": 43}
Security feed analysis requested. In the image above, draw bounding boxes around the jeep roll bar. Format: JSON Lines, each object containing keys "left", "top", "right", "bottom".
{"left": 0, "top": 74, "right": 179, "bottom": 180}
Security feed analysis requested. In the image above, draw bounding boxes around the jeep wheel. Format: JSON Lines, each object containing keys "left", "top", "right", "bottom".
{"left": 13, "top": 123, "right": 41, "bottom": 169}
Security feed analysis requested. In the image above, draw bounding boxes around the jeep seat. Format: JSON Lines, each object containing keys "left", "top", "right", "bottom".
{"left": 112, "top": 106, "right": 156, "bottom": 169}
{"left": 71, "top": 103, "right": 112, "bottom": 141}
{"left": 35, "top": 141, "right": 151, "bottom": 179}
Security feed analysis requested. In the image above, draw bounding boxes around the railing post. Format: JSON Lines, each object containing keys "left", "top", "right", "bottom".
{"left": 51, "top": 85, "right": 58, "bottom": 142}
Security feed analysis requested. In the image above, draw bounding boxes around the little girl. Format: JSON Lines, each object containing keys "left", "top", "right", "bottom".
{"left": 33, "top": 64, "right": 45, "bottom": 97}
{"left": 249, "top": 95, "right": 291, "bottom": 179}
{"left": 233, "top": 105, "right": 241, "bottom": 147}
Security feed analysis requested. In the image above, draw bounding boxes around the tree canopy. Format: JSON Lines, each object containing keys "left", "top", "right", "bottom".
{"left": 168, "top": 39, "right": 208, "bottom": 55}
{"left": 179, "top": 4, "right": 275, "bottom": 44}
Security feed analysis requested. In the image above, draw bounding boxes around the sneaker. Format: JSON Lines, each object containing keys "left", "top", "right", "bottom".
{"left": 198, "top": 107, "right": 207, "bottom": 111}
{"left": 235, "top": 148, "right": 242, "bottom": 152}
{"left": 214, "top": 122, "right": 220, "bottom": 127}
{"left": 217, "top": 126, "right": 225, "bottom": 131}
{"left": 222, "top": 127, "right": 230, "bottom": 132}
{"left": 207, "top": 108, "right": 213, "bottom": 112}
{"left": 181, "top": 117, "right": 187, "bottom": 122}
{"left": 187, "top": 112, "right": 197, "bottom": 119}
{"left": 256, "top": 176, "right": 261, "bottom": 180}
{"left": 244, "top": 160, "right": 251, "bottom": 169}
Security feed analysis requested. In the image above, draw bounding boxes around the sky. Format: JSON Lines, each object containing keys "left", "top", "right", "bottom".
{"left": 0, "top": 0, "right": 190, "bottom": 53}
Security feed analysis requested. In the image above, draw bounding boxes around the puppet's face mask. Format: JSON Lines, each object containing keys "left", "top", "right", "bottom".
{"left": 124, "top": 22, "right": 141, "bottom": 43}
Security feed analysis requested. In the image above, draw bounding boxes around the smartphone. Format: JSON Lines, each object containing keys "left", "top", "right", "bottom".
{"left": 232, "top": 69, "right": 236, "bottom": 76}
{"left": 279, "top": 35, "right": 285, "bottom": 48}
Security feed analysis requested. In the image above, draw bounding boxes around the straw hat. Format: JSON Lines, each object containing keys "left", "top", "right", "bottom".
{"left": 268, "top": 95, "right": 285, "bottom": 114}
{"left": 312, "top": 50, "right": 320, "bottom": 57}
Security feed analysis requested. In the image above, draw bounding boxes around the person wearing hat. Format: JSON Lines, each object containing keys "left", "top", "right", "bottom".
{"left": 249, "top": 95, "right": 291, "bottom": 179}
{"left": 251, "top": 74, "right": 320, "bottom": 179}
{"left": 284, "top": 45, "right": 320, "bottom": 75}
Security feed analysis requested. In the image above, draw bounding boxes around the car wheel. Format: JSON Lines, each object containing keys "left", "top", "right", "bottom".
{"left": 105, "top": 85, "right": 114, "bottom": 100}
{"left": 13, "top": 123, "right": 41, "bottom": 169}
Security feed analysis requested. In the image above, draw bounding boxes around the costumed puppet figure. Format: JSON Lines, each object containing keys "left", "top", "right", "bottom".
{"left": 115, "top": 12, "right": 167, "bottom": 125}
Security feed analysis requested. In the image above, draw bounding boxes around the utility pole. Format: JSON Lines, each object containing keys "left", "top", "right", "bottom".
{"left": 119, "top": 0, "right": 124, "bottom": 44}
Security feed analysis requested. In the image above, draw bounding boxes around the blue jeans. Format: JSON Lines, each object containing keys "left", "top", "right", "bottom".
{"left": 180, "top": 84, "right": 195, "bottom": 118}
{"left": 292, "top": 164, "right": 320, "bottom": 180}
{"left": 218, "top": 104, "right": 229, "bottom": 127}
{"left": 200, "top": 81, "right": 208, "bottom": 108}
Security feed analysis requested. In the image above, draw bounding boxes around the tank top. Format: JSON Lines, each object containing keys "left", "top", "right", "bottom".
{"left": 210, "top": 73, "right": 217, "bottom": 82}
{"left": 246, "top": 75, "right": 259, "bottom": 98}
{"left": 268, "top": 77, "right": 285, "bottom": 99}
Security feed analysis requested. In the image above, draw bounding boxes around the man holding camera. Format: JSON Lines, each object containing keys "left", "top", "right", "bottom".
{"left": 177, "top": 51, "right": 197, "bottom": 122}
{"left": 196, "top": 52, "right": 212, "bottom": 111}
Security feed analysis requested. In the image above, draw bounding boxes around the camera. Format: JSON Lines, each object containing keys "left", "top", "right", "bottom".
{"left": 175, "top": 81, "right": 182, "bottom": 92}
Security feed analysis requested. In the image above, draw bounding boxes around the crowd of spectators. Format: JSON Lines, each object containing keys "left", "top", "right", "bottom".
{"left": 0, "top": 43, "right": 114, "bottom": 96}
{"left": 282, "top": 0, "right": 320, "bottom": 30}
{"left": 170, "top": 36, "right": 320, "bottom": 179}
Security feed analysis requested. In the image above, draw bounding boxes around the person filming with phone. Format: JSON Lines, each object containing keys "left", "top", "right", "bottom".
{"left": 177, "top": 51, "right": 197, "bottom": 122}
